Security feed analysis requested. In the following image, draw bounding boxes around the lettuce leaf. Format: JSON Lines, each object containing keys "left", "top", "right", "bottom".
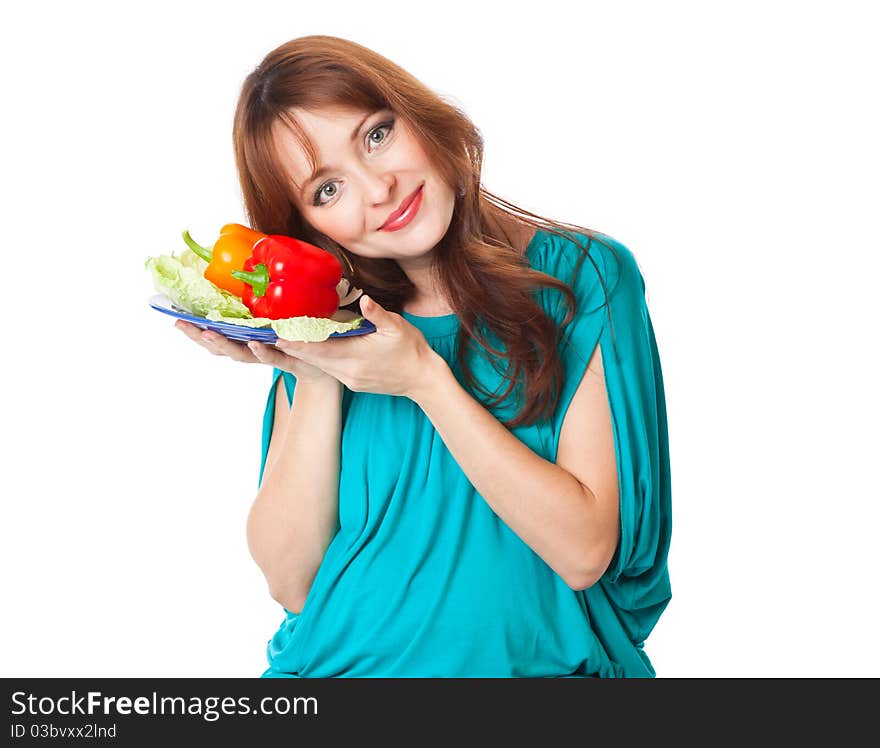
{"left": 204, "top": 312, "right": 364, "bottom": 342}
{"left": 204, "top": 312, "right": 273, "bottom": 327}
{"left": 145, "top": 249, "right": 251, "bottom": 318}
{"left": 271, "top": 316, "right": 364, "bottom": 342}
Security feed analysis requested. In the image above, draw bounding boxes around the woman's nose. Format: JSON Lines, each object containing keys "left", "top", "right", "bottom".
{"left": 365, "top": 173, "right": 395, "bottom": 205}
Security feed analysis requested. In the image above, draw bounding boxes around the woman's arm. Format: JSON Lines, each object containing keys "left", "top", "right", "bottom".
{"left": 269, "top": 297, "right": 619, "bottom": 591}
{"left": 246, "top": 375, "right": 344, "bottom": 614}
{"left": 409, "top": 347, "right": 619, "bottom": 591}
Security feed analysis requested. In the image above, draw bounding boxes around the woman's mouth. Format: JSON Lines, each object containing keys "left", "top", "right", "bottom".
{"left": 379, "top": 185, "right": 424, "bottom": 231}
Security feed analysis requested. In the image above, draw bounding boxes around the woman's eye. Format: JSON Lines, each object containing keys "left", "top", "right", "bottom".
{"left": 312, "top": 119, "right": 396, "bottom": 207}
{"left": 368, "top": 120, "right": 394, "bottom": 148}
{"left": 313, "top": 182, "right": 338, "bottom": 205}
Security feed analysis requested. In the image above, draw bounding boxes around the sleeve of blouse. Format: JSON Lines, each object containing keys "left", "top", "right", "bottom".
{"left": 543, "top": 231, "right": 673, "bottom": 646}
{"left": 257, "top": 367, "right": 297, "bottom": 488}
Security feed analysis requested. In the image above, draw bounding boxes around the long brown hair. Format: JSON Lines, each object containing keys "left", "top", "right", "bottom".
{"left": 232, "top": 35, "right": 621, "bottom": 428}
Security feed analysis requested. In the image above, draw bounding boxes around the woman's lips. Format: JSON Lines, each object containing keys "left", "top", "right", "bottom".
{"left": 380, "top": 185, "right": 424, "bottom": 231}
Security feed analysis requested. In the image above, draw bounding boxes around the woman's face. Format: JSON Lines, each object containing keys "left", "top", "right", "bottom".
{"left": 271, "top": 106, "right": 456, "bottom": 263}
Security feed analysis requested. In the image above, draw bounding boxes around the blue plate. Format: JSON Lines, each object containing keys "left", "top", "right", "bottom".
{"left": 148, "top": 294, "right": 376, "bottom": 342}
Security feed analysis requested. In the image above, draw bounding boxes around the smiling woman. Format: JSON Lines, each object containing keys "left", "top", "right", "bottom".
{"left": 267, "top": 106, "right": 453, "bottom": 270}
{"left": 181, "top": 34, "right": 673, "bottom": 678}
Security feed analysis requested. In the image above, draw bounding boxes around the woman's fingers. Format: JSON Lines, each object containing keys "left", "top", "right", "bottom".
{"left": 174, "top": 321, "right": 258, "bottom": 363}
{"left": 175, "top": 320, "right": 207, "bottom": 343}
{"left": 247, "top": 341, "right": 294, "bottom": 367}
{"left": 175, "top": 321, "right": 223, "bottom": 355}
{"left": 172, "top": 321, "right": 332, "bottom": 381}
{"left": 212, "top": 336, "right": 259, "bottom": 363}
{"left": 173, "top": 321, "right": 330, "bottom": 373}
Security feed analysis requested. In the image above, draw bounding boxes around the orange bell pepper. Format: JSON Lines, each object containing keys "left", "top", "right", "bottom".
{"left": 182, "top": 223, "right": 267, "bottom": 298}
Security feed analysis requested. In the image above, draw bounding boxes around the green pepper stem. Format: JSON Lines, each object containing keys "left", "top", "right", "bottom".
{"left": 231, "top": 263, "right": 270, "bottom": 298}
{"left": 181, "top": 230, "right": 213, "bottom": 263}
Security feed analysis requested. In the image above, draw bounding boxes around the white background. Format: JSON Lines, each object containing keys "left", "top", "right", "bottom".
{"left": 2, "top": 0, "right": 877, "bottom": 677}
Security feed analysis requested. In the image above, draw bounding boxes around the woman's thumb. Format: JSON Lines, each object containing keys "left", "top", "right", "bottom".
{"left": 359, "top": 294, "right": 385, "bottom": 322}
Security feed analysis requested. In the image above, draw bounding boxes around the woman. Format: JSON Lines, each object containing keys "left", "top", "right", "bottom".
{"left": 176, "top": 35, "right": 672, "bottom": 677}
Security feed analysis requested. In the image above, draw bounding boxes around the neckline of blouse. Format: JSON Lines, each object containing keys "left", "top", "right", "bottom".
{"left": 400, "top": 229, "right": 548, "bottom": 339}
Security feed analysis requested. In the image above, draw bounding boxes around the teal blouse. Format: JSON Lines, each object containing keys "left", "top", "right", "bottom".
{"left": 257, "top": 229, "right": 672, "bottom": 678}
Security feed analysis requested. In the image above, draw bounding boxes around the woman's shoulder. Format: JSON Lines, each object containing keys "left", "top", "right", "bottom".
{"left": 527, "top": 226, "right": 642, "bottom": 310}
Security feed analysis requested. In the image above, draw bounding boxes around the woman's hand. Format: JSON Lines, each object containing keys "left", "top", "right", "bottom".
{"left": 273, "top": 295, "right": 445, "bottom": 399}
{"left": 174, "top": 320, "right": 333, "bottom": 383}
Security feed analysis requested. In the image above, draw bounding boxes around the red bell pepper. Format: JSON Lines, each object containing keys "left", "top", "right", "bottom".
{"left": 231, "top": 235, "right": 343, "bottom": 320}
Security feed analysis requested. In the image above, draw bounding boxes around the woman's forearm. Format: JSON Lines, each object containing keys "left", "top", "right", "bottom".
{"left": 409, "top": 355, "right": 606, "bottom": 590}
{"left": 246, "top": 377, "right": 343, "bottom": 612}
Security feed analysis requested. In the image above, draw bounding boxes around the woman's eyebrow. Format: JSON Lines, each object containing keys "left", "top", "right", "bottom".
{"left": 301, "top": 111, "right": 376, "bottom": 195}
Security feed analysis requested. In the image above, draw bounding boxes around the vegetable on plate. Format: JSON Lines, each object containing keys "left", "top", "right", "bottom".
{"left": 231, "top": 234, "right": 344, "bottom": 320}
{"left": 145, "top": 225, "right": 367, "bottom": 342}
{"left": 181, "top": 223, "right": 267, "bottom": 298}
